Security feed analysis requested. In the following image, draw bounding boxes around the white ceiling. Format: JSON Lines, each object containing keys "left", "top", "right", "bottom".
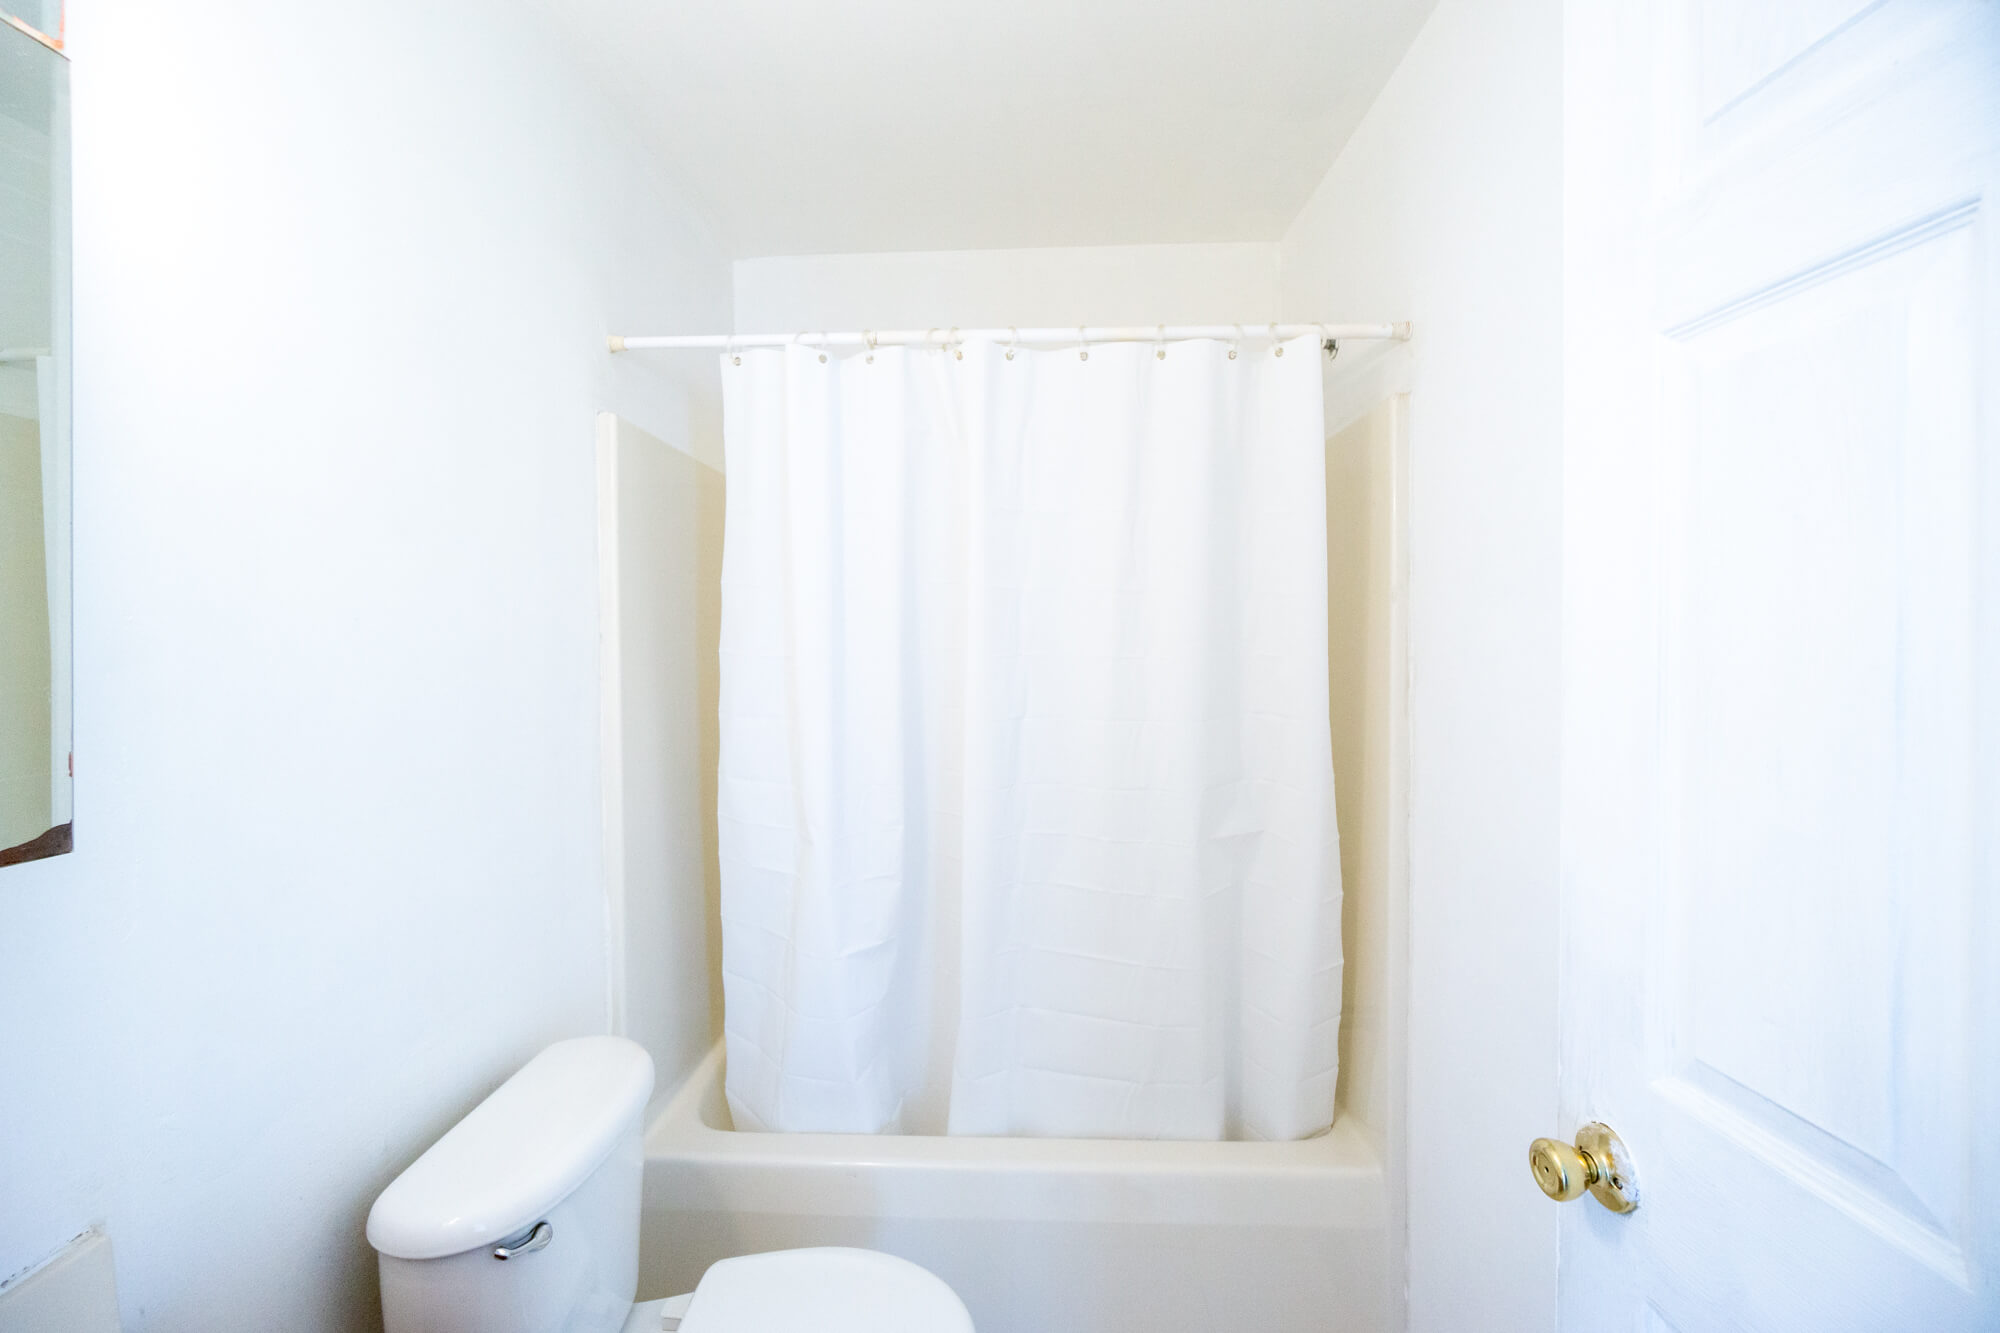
{"left": 528, "top": 0, "right": 1437, "bottom": 258}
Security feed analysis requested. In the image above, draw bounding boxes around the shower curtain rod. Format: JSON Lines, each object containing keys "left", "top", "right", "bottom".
{"left": 607, "top": 322, "right": 1410, "bottom": 352}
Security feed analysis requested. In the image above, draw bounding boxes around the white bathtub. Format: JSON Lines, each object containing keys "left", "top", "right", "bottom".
{"left": 640, "top": 1044, "right": 1389, "bottom": 1333}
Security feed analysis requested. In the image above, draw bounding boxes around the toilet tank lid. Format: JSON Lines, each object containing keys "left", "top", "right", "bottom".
{"left": 366, "top": 1036, "right": 654, "bottom": 1260}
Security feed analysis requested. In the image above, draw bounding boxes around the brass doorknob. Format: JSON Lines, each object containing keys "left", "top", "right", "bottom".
{"left": 1528, "top": 1122, "right": 1639, "bottom": 1213}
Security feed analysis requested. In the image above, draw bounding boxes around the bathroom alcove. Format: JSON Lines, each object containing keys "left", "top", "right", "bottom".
{"left": 595, "top": 332, "right": 1412, "bottom": 1331}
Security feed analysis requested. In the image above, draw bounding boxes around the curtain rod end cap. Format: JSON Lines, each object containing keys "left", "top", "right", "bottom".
{"left": 606, "top": 334, "right": 627, "bottom": 353}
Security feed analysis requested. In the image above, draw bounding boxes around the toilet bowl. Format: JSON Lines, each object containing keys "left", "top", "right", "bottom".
{"left": 366, "top": 1036, "right": 974, "bottom": 1333}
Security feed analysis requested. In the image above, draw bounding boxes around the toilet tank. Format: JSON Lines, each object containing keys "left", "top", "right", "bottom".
{"left": 367, "top": 1036, "right": 655, "bottom": 1333}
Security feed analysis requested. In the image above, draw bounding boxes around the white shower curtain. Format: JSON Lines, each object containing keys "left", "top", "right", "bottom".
{"left": 716, "top": 335, "right": 1340, "bottom": 1142}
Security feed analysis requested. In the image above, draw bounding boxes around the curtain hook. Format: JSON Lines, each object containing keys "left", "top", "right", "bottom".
{"left": 817, "top": 331, "right": 828, "bottom": 364}
{"left": 865, "top": 329, "right": 877, "bottom": 364}
{"left": 950, "top": 327, "right": 963, "bottom": 361}
{"left": 728, "top": 335, "right": 740, "bottom": 367}
{"left": 1005, "top": 327, "right": 1018, "bottom": 361}
{"left": 1228, "top": 324, "right": 1241, "bottom": 361}
{"left": 1078, "top": 326, "right": 1089, "bottom": 362}
{"left": 1155, "top": 324, "right": 1167, "bottom": 361}
{"left": 1270, "top": 322, "right": 1284, "bottom": 357}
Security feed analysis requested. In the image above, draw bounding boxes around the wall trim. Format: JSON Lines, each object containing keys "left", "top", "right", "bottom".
{"left": 596, "top": 411, "right": 630, "bottom": 1037}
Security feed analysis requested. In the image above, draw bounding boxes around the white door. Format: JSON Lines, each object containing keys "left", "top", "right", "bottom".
{"left": 1559, "top": 2, "right": 1998, "bottom": 1329}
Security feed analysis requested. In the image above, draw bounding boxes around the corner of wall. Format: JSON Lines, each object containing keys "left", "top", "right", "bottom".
{"left": 1274, "top": 3, "right": 1566, "bottom": 1331}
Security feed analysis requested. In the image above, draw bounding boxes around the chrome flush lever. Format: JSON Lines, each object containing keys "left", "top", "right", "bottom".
{"left": 492, "top": 1221, "right": 553, "bottom": 1260}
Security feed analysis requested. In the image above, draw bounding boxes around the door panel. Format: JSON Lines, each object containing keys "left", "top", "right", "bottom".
{"left": 1560, "top": 0, "right": 1996, "bottom": 1328}
{"left": 1691, "top": 0, "right": 1884, "bottom": 119}
{"left": 1665, "top": 226, "right": 1977, "bottom": 1263}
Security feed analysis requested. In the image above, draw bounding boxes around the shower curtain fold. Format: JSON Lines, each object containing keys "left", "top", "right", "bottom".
{"left": 716, "top": 336, "right": 1340, "bottom": 1142}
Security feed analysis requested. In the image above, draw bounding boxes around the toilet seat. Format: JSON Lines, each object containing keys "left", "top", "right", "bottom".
{"left": 668, "top": 1247, "right": 974, "bottom": 1333}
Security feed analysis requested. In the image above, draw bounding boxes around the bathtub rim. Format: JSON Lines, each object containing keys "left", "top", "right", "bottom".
{"left": 646, "top": 1040, "right": 1385, "bottom": 1187}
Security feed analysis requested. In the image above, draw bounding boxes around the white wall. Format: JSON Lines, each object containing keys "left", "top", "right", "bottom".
{"left": 0, "top": 2, "right": 730, "bottom": 1329}
{"left": 1280, "top": 1, "right": 1564, "bottom": 1330}
{"left": 733, "top": 241, "right": 1280, "bottom": 332}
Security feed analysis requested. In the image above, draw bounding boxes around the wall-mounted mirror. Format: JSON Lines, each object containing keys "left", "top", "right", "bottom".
{"left": 1, "top": 8, "right": 71, "bottom": 866}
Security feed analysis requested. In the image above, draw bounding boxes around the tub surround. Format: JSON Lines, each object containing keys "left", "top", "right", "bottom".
{"left": 642, "top": 1044, "right": 1387, "bottom": 1333}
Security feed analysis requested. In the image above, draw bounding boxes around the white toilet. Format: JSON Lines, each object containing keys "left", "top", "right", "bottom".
{"left": 366, "top": 1036, "right": 974, "bottom": 1333}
